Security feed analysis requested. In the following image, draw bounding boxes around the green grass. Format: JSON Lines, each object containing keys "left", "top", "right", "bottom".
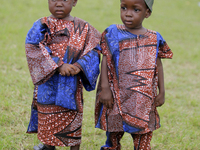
{"left": 0, "top": 0, "right": 200, "bottom": 149}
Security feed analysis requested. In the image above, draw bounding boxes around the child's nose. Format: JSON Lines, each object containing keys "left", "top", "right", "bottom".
{"left": 125, "top": 10, "right": 132, "bottom": 17}
{"left": 56, "top": 1, "right": 63, "bottom": 6}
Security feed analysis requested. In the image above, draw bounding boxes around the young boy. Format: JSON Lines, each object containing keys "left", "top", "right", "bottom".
{"left": 95, "top": 0, "right": 173, "bottom": 149}
{"left": 25, "top": 0, "right": 101, "bottom": 149}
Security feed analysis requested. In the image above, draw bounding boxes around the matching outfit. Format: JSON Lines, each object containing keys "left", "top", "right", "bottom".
{"left": 95, "top": 24, "right": 173, "bottom": 149}
{"left": 25, "top": 17, "right": 101, "bottom": 146}
{"left": 25, "top": 18, "right": 173, "bottom": 149}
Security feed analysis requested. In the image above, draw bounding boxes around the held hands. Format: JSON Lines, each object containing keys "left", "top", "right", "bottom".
{"left": 99, "top": 87, "right": 114, "bottom": 109}
{"left": 155, "top": 92, "right": 165, "bottom": 107}
{"left": 57, "top": 63, "right": 81, "bottom": 76}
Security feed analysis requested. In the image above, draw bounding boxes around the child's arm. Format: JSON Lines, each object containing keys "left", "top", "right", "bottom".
{"left": 155, "top": 57, "right": 165, "bottom": 107}
{"left": 57, "top": 64, "right": 80, "bottom": 76}
{"left": 99, "top": 56, "right": 113, "bottom": 109}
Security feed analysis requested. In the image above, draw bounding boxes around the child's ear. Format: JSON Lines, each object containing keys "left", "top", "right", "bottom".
{"left": 73, "top": 0, "right": 78, "bottom": 7}
{"left": 145, "top": 9, "right": 151, "bottom": 18}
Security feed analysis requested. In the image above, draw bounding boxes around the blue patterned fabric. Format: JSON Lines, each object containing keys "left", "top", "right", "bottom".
{"left": 25, "top": 19, "right": 48, "bottom": 45}
{"left": 27, "top": 105, "right": 38, "bottom": 133}
{"left": 26, "top": 18, "right": 100, "bottom": 110}
{"left": 103, "top": 25, "right": 166, "bottom": 80}
{"left": 95, "top": 24, "right": 171, "bottom": 135}
{"left": 104, "top": 25, "right": 120, "bottom": 79}
{"left": 123, "top": 122, "right": 141, "bottom": 133}
{"left": 26, "top": 17, "right": 101, "bottom": 133}
{"left": 100, "top": 132, "right": 113, "bottom": 150}
{"left": 76, "top": 50, "right": 100, "bottom": 91}
{"left": 36, "top": 48, "right": 100, "bottom": 110}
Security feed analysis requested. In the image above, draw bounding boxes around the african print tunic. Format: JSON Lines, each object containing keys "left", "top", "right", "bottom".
{"left": 95, "top": 24, "right": 173, "bottom": 134}
{"left": 25, "top": 17, "right": 101, "bottom": 133}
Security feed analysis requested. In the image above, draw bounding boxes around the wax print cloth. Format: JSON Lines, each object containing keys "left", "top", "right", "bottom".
{"left": 95, "top": 24, "right": 173, "bottom": 134}
{"left": 25, "top": 17, "right": 101, "bottom": 146}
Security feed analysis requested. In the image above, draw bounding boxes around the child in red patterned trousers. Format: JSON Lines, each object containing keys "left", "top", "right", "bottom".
{"left": 95, "top": 0, "right": 173, "bottom": 149}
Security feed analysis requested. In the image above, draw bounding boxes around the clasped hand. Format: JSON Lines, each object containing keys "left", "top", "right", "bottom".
{"left": 57, "top": 63, "right": 81, "bottom": 76}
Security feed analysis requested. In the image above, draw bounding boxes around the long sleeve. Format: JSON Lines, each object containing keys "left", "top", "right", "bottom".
{"left": 73, "top": 22, "right": 101, "bottom": 91}
{"left": 25, "top": 19, "right": 62, "bottom": 85}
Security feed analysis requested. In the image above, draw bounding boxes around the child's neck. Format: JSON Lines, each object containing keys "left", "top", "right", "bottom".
{"left": 125, "top": 26, "right": 147, "bottom": 35}
{"left": 49, "top": 15, "right": 74, "bottom": 21}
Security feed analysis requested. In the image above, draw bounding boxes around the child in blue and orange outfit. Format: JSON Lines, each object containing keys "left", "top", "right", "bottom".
{"left": 25, "top": 0, "right": 101, "bottom": 150}
{"left": 95, "top": 0, "right": 173, "bottom": 149}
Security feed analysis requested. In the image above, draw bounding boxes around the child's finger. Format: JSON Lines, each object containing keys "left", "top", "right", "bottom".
{"left": 59, "top": 71, "right": 65, "bottom": 76}
{"left": 69, "top": 69, "right": 75, "bottom": 76}
{"left": 111, "top": 98, "right": 114, "bottom": 104}
{"left": 105, "top": 100, "right": 113, "bottom": 109}
{"left": 72, "top": 66, "right": 81, "bottom": 75}
{"left": 65, "top": 70, "right": 71, "bottom": 76}
{"left": 156, "top": 102, "right": 162, "bottom": 107}
{"left": 101, "top": 100, "right": 108, "bottom": 108}
{"left": 108, "top": 102, "right": 113, "bottom": 109}
{"left": 71, "top": 65, "right": 78, "bottom": 70}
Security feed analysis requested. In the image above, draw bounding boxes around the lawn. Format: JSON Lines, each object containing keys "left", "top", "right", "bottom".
{"left": 0, "top": 0, "right": 200, "bottom": 149}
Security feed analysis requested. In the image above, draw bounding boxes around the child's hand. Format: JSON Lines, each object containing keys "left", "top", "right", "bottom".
{"left": 58, "top": 64, "right": 80, "bottom": 76}
{"left": 155, "top": 93, "right": 165, "bottom": 107}
{"left": 70, "top": 65, "right": 81, "bottom": 76}
{"left": 99, "top": 87, "right": 114, "bottom": 109}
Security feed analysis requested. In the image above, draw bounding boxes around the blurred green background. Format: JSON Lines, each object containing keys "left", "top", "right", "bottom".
{"left": 0, "top": 0, "right": 200, "bottom": 149}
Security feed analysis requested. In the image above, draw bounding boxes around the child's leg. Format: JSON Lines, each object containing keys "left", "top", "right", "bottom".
{"left": 44, "top": 144, "right": 55, "bottom": 150}
{"left": 101, "top": 131, "right": 124, "bottom": 150}
{"left": 131, "top": 132, "right": 153, "bottom": 150}
{"left": 70, "top": 145, "right": 80, "bottom": 150}
{"left": 33, "top": 143, "right": 55, "bottom": 150}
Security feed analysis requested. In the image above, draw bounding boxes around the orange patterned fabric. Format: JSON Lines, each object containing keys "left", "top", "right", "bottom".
{"left": 101, "top": 132, "right": 152, "bottom": 150}
{"left": 25, "top": 17, "right": 101, "bottom": 85}
{"left": 132, "top": 132, "right": 153, "bottom": 150}
{"left": 95, "top": 24, "right": 173, "bottom": 135}
{"left": 37, "top": 103, "right": 82, "bottom": 147}
{"left": 25, "top": 17, "right": 101, "bottom": 146}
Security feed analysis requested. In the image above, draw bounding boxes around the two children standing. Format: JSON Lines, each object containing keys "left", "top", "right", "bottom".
{"left": 25, "top": 0, "right": 173, "bottom": 149}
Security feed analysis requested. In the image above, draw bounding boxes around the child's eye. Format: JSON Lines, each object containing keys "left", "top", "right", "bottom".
{"left": 51, "top": 0, "right": 68, "bottom": 2}
{"left": 134, "top": 8, "right": 140, "bottom": 12}
{"left": 121, "top": 6, "right": 127, "bottom": 10}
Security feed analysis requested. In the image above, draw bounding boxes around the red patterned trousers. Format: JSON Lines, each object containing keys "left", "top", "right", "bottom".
{"left": 101, "top": 131, "right": 153, "bottom": 150}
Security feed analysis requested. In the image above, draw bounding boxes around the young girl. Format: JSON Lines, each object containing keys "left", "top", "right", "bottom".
{"left": 95, "top": 0, "right": 173, "bottom": 149}
{"left": 25, "top": 0, "right": 101, "bottom": 150}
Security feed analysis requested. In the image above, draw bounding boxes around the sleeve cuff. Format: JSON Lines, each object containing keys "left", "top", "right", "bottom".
{"left": 73, "top": 62, "right": 83, "bottom": 71}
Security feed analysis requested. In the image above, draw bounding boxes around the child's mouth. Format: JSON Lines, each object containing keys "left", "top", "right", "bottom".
{"left": 56, "top": 10, "right": 63, "bottom": 14}
{"left": 125, "top": 21, "right": 132, "bottom": 25}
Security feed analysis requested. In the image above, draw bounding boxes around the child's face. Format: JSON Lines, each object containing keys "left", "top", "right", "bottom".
{"left": 120, "top": 0, "right": 151, "bottom": 31}
{"left": 48, "top": 0, "right": 77, "bottom": 20}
